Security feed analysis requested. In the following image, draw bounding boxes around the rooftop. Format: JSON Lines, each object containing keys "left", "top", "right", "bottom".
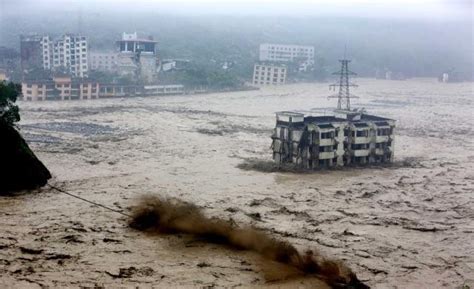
{"left": 360, "top": 114, "right": 394, "bottom": 121}
{"left": 304, "top": 115, "right": 347, "bottom": 124}
{"left": 119, "top": 32, "right": 157, "bottom": 43}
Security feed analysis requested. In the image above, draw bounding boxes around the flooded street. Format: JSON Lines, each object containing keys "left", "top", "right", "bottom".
{"left": 1, "top": 79, "right": 473, "bottom": 288}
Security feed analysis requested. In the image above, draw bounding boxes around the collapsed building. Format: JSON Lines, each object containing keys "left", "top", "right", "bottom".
{"left": 271, "top": 59, "right": 395, "bottom": 169}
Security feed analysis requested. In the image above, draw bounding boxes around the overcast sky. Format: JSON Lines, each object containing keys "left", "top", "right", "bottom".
{"left": 1, "top": 0, "right": 472, "bottom": 20}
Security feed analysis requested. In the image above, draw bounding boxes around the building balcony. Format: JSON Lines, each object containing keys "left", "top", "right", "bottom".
{"left": 319, "top": 138, "right": 335, "bottom": 146}
{"left": 375, "top": 135, "right": 390, "bottom": 143}
{"left": 353, "top": 149, "right": 370, "bottom": 157}
{"left": 319, "top": 151, "right": 335, "bottom": 159}
{"left": 353, "top": 136, "right": 371, "bottom": 144}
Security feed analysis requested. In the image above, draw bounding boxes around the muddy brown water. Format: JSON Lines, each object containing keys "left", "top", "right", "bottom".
{"left": 1, "top": 79, "right": 473, "bottom": 288}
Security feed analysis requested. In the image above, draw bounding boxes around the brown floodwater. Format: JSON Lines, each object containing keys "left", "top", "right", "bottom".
{"left": 1, "top": 79, "right": 473, "bottom": 288}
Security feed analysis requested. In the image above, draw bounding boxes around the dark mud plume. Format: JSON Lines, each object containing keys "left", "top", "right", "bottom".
{"left": 129, "top": 195, "right": 369, "bottom": 289}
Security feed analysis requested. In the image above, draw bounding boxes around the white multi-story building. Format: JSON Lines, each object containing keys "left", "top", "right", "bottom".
{"left": 259, "top": 43, "right": 314, "bottom": 71}
{"left": 40, "top": 36, "right": 52, "bottom": 71}
{"left": 89, "top": 51, "right": 118, "bottom": 72}
{"left": 259, "top": 43, "right": 314, "bottom": 63}
{"left": 252, "top": 63, "right": 287, "bottom": 86}
{"left": 38, "top": 34, "right": 88, "bottom": 77}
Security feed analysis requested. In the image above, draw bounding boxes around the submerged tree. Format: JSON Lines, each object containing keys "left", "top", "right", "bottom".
{"left": 0, "top": 81, "right": 21, "bottom": 126}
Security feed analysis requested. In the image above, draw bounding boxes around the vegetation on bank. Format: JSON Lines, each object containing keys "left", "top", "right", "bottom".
{"left": 0, "top": 81, "right": 21, "bottom": 126}
{"left": 158, "top": 64, "right": 244, "bottom": 90}
{"left": 0, "top": 81, "right": 51, "bottom": 193}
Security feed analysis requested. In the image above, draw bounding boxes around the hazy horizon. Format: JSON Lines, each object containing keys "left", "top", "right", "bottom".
{"left": 1, "top": 0, "right": 472, "bottom": 19}
{"left": 0, "top": 0, "right": 472, "bottom": 78}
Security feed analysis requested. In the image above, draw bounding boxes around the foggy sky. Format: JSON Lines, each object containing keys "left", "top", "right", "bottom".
{"left": 1, "top": 0, "right": 472, "bottom": 20}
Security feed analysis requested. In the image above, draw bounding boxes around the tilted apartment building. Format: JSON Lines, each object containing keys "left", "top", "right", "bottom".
{"left": 271, "top": 58, "right": 395, "bottom": 169}
{"left": 272, "top": 111, "right": 395, "bottom": 168}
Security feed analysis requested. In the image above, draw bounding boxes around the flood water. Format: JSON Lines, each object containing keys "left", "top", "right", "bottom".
{"left": 1, "top": 79, "right": 473, "bottom": 288}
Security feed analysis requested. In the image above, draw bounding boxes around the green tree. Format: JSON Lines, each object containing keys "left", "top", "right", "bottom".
{"left": 0, "top": 81, "right": 21, "bottom": 126}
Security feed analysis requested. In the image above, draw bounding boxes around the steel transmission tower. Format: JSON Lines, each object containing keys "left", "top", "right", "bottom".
{"left": 329, "top": 59, "right": 358, "bottom": 110}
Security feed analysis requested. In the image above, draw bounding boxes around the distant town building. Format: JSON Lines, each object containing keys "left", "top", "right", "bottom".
{"left": 160, "top": 59, "right": 190, "bottom": 72}
{"left": 252, "top": 63, "right": 287, "bottom": 86}
{"left": 143, "top": 84, "right": 184, "bottom": 95}
{"left": 20, "top": 35, "right": 43, "bottom": 72}
{"left": 20, "top": 34, "right": 88, "bottom": 77}
{"left": 48, "top": 34, "right": 88, "bottom": 77}
{"left": 442, "top": 73, "right": 449, "bottom": 83}
{"left": 22, "top": 76, "right": 98, "bottom": 101}
{"left": 0, "top": 69, "right": 8, "bottom": 81}
{"left": 21, "top": 78, "right": 184, "bottom": 101}
{"left": 0, "top": 47, "right": 20, "bottom": 77}
{"left": 259, "top": 43, "right": 314, "bottom": 71}
{"left": 89, "top": 51, "right": 118, "bottom": 72}
{"left": 116, "top": 32, "right": 158, "bottom": 83}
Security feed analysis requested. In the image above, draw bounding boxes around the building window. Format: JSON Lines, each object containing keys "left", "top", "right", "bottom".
{"left": 377, "top": 128, "right": 390, "bottom": 136}
{"left": 352, "top": 144, "right": 369, "bottom": 150}
{"left": 319, "top": 146, "right": 333, "bottom": 152}
{"left": 321, "top": 132, "right": 333, "bottom": 139}
{"left": 356, "top": 130, "right": 368, "bottom": 137}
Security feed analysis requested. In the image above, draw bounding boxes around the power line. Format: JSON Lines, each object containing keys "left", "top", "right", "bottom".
{"left": 47, "top": 184, "right": 132, "bottom": 218}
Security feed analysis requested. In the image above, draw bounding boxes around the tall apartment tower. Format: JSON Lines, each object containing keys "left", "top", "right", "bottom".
{"left": 20, "top": 34, "right": 88, "bottom": 77}
{"left": 49, "top": 34, "right": 88, "bottom": 77}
